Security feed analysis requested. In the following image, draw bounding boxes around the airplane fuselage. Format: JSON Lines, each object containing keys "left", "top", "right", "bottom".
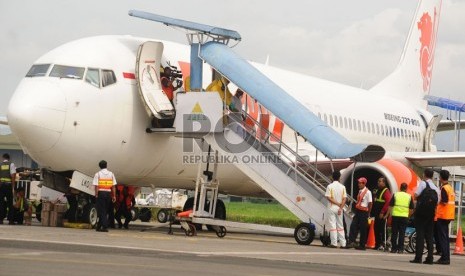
{"left": 7, "top": 35, "right": 430, "bottom": 196}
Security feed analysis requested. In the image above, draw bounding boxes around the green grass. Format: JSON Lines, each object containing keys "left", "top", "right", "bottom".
{"left": 225, "top": 201, "right": 301, "bottom": 228}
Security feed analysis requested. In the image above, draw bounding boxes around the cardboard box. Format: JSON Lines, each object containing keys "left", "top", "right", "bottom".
{"left": 42, "top": 201, "right": 54, "bottom": 212}
{"left": 50, "top": 211, "right": 64, "bottom": 227}
{"left": 54, "top": 203, "right": 67, "bottom": 213}
{"left": 41, "top": 210, "right": 50, "bottom": 226}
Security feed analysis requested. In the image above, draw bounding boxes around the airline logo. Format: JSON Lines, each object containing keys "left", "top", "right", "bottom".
{"left": 418, "top": 6, "right": 439, "bottom": 93}
{"left": 188, "top": 102, "right": 207, "bottom": 121}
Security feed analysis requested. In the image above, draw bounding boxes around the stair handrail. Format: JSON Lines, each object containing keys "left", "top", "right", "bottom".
{"left": 227, "top": 110, "right": 357, "bottom": 208}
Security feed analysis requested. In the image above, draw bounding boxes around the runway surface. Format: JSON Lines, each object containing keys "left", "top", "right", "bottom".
{"left": 1, "top": 221, "right": 463, "bottom": 275}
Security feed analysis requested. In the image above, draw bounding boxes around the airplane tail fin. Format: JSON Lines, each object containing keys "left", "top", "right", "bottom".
{"left": 370, "top": 0, "right": 442, "bottom": 109}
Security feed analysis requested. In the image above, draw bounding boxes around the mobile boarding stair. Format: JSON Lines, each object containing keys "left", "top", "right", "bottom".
{"left": 180, "top": 110, "right": 358, "bottom": 245}
{"left": 129, "top": 11, "right": 386, "bottom": 245}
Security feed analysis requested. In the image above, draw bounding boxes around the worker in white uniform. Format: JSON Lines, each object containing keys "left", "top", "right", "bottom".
{"left": 324, "top": 170, "right": 347, "bottom": 248}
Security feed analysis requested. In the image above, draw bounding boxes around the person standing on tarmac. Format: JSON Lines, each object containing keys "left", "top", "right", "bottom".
{"left": 435, "top": 169, "right": 455, "bottom": 265}
{"left": 0, "top": 153, "right": 16, "bottom": 224}
{"left": 371, "top": 177, "right": 391, "bottom": 250}
{"left": 324, "top": 170, "right": 347, "bottom": 248}
{"left": 92, "top": 160, "right": 117, "bottom": 232}
{"left": 410, "top": 168, "right": 440, "bottom": 264}
{"left": 386, "top": 183, "right": 414, "bottom": 253}
{"left": 115, "top": 185, "right": 135, "bottom": 229}
{"left": 346, "top": 177, "right": 372, "bottom": 250}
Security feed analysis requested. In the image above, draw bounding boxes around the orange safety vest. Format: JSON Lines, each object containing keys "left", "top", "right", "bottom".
{"left": 356, "top": 188, "right": 369, "bottom": 211}
{"left": 98, "top": 176, "right": 113, "bottom": 192}
{"left": 436, "top": 183, "right": 455, "bottom": 220}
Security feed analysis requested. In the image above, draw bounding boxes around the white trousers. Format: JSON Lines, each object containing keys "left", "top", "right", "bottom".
{"left": 327, "top": 207, "right": 346, "bottom": 247}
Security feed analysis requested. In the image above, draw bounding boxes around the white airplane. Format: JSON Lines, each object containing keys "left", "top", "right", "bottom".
{"left": 5, "top": 0, "right": 464, "bottom": 222}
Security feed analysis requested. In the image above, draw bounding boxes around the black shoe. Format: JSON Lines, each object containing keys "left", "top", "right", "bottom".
{"left": 118, "top": 224, "right": 123, "bottom": 229}
{"left": 123, "top": 224, "right": 128, "bottom": 229}
{"left": 355, "top": 246, "right": 366, "bottom": 251}
{"left": 397, "top": 250, "right": 404, "bottom": 254}
{"left": 410, "top": 259, "right": 422, "bottom": 264}
{"left": 435, "top": 259, "right": 450, "bottom": 265}
{"left": 345, "top": 242, "right": 355, "bottom": 249}
{"left": 328, "top": 244, "right": 338, "bottom": 248}
{"left": 390, "top": 249, "right": 397, "bottom": 253}
{"left": 423, "top": 259, "right": 433, "bottom": 265}
{"left": 102, "top": 228, "right": 109, "bottom": 232}
{"left": 8, "top": 221, "right": 15, "bottom": 225}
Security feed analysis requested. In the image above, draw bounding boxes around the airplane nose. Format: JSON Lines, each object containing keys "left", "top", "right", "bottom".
{"left": 7, "top": 79, "right": 67, "bottom": 152}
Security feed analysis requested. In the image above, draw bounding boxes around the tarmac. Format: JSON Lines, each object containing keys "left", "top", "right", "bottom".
{"left": 1, "top": 220, "right": 464, "bottom": 275}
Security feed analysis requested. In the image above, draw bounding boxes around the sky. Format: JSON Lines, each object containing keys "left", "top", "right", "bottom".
{"left": 1, "top": 0, "right": 464, "bottom": 150}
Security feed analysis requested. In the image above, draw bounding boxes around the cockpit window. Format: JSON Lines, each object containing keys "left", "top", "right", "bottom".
{"left": 25, "top": 64, "right": 50, "bottom": 77}
{"left": 101, "top": 70, "right": 116, "bottom": 87}
{"left": 50, "top": 65, "right": 85, "bottom": 80}
{"left": 85, "top": 68, "right": 100, "bottom": 88}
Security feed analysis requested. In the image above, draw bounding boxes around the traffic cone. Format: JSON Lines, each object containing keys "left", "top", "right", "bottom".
{"left": 366, "top": 218, "right": 376, "bottom": 249}
{"left": 453, "top": 226, "right": 464, "bottom": 255}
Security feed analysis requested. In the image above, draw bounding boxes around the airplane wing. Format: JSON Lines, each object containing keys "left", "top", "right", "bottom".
{"left": 405, "top": 152, "right": 465, "bottom": 167}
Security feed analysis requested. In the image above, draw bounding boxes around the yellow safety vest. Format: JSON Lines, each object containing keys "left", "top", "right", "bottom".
{"left": 436, "top": 184, "right": 455, "bottom": 220}
{"left": 392, "top": 191, "right": 411, "bottom": 218}
{"left": 0, "top": 162, "right": 12, "bottom": 182}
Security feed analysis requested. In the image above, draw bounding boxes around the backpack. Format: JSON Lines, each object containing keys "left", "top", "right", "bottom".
{"left": 415, "top": 181, "right": 438, "bottom": 218}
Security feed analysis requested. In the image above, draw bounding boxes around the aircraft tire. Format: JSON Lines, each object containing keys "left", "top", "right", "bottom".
{"left": 294, "top": 223, "right": 315, "bottom": 245}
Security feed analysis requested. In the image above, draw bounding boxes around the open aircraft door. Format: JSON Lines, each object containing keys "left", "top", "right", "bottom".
{"left": 424, "top": 114, "right": 442, "bottom": 152}
{"left": 136, "top": 41, "right": 175, "bottom": 119}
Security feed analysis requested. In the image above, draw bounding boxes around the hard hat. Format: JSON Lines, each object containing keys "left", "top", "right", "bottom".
{"left": 357, "top": 177, "right": 367, "bottom": 184}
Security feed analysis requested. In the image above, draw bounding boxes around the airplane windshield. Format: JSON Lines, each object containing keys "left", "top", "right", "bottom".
{"left": 25, "top": 64, "right": 50, "bottom": 77}
{"left": 50, "top": 65, "right": 85, "bottom": 80}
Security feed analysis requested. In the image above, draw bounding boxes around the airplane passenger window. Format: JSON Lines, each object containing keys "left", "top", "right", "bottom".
{"left": 324, "top": 114, "right": 328, "bottom": 123}
{"left": 376, "top": 124, "right": 380, "bottom": 135}
{"left": 334, "top": 115, "right": 338, "bottom": 127}
{"left": 102, "top": 70, "right": 116, "bottom": 87}
{"left": 330, "top": 115, "right": 334, "bottom": 126}
{"left": 344, "top": 117, "right": 348, "bottom": 129}
{"left": 50, "top": 65, "right": 85, "bottom": 79}
{"left": 26, "top": 64, "right": 50, "bottom": 77}
{"left": 339, "top": 117, "right": 343, "bottom": 128}
{"left": 348, "top": 118, "right": 352, "bottom": 130}
{"left": 357, "top": 120, "right": 361, "bottom": 132}
{"left": 367, "top": 122, "right": 370, "bottom": 133}
{"left": 85, "top": 68, "right": 100, "bottom": 88}
{"left": 318, "top": 112, "right": 321, "bottom": 119}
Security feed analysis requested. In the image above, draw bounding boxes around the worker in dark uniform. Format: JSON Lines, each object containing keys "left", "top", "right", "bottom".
{"left": 0, "top": 153, "right": 17, "bottom": 224}
{"left": 92, "top": 160, "right": 116, "bottom": 232}
{"left": 371, "top": 177, "right": 391, "bottom": 250}
{"left": 11, "top": 187, "right": 30, "bottom": 225}
{"left": 115, "top": 185, "right": 135, "bottom": 229}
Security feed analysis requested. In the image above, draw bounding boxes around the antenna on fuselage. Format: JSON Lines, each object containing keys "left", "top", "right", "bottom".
{"left": 129, "top": 10, "right": 241, "bottom": 91}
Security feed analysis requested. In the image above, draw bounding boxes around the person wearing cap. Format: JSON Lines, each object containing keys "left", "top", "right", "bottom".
{"left": 346, "top": 177, "right": 373, "bottom": 250}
